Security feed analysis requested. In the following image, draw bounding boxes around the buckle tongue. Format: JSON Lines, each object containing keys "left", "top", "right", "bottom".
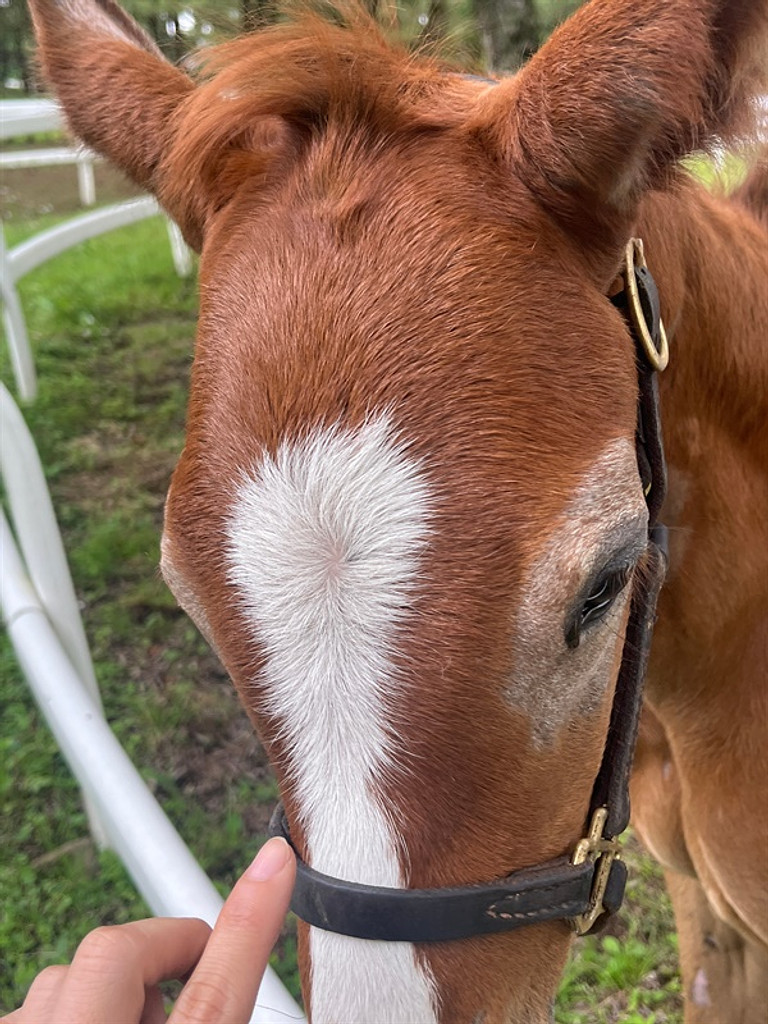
{"left": 569, "top": 807, "right": 622, "bottom": 936}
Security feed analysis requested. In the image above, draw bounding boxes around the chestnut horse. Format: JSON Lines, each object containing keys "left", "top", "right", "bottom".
{"left": 29, "top": 0, "right": 768, "bottom": 1020}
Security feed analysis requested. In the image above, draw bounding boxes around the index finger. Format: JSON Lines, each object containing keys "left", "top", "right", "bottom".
{"left": 170, "top": 838, "right": 296, "bottom": 1024}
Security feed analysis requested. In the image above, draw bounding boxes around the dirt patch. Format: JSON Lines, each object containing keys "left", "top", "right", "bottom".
{"left": 1, "top": 159, "right": 141, "bottom": 221}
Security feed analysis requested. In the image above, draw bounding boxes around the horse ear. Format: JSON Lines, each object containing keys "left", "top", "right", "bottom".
{"left": 28, "top": 0, "right": 195, "bottom": 235}
{"left": 471, "top": 0, "right": 768, "bottom": 282}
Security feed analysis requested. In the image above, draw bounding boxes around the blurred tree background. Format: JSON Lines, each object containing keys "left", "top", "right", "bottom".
{"left": 0, "top": 0, "right": 587, "bottom": 94}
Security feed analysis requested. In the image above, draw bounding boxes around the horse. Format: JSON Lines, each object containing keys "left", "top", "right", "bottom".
{"left": 28, "top": 0, "right": 768, "bottom": 1020}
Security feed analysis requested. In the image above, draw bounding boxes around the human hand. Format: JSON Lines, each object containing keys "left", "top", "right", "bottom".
{"left": 3, "top": 836, "right": 296, "bottom": 1024}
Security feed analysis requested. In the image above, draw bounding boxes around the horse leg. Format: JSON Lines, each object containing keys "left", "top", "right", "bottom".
{"left": 665, "top": 868, "right": 768, "bottom": 1023}
{"left": 633, "top": 705, "right": 768, "bottom": 1021}
{"left": 631, "top": 704, "right": 693, "bottom": 875}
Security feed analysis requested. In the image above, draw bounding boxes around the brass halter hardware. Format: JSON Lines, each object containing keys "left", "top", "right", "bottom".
{"left": 623, "top": 238, "right": 669, "bottom": 372}
{"left": 569, "top": 807, "right": 622, "bottom": 936}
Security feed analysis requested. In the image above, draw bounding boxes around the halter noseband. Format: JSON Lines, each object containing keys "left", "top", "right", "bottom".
{"left": 270, "top": 238, "right": 669, "bottom": 941}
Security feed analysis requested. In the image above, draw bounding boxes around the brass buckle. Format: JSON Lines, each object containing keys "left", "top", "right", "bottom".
{"left": 569, "top": 807, "right": 621, "bottom": 936}
{"left": 623, "top": 238, "right": 669, "bottom": 372}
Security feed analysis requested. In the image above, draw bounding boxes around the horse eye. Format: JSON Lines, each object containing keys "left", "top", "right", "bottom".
{"left": 565, "top": 565, "right": 632, "bottom": 649}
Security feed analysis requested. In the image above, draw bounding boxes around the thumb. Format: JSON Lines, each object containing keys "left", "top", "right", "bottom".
{"left": 170, "top": 837, "right": 296, "bottom": 1024}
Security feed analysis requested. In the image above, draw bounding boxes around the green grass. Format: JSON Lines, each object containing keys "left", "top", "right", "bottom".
{"left": 683, "top": 150, "right": 750, "bottom": 193}
{"left": 1, "top": 202, "right": 680, "bottom": 1019}
{"left": 557, "top": 838, "right": 682, "bottom": 1022}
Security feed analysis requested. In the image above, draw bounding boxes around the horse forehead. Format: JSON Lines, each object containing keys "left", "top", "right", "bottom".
{"left": 194, "top": 136, "right": 613, "bottom": 407}
{"left": 183, "top": 153, "right": 638, "bottom": 552}
{"left": 221, "top": 421, "right": 640, "bottom": 714}
{"left": 202, "top": 141, "right": 547, "bottom": 299}
{"left": 195, "top": 206, "right": 617, "bottom": 420}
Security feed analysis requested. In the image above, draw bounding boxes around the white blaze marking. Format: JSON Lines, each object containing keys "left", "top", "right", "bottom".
{"left": 226, "top": 416, "right": 438, "bottom": 1024}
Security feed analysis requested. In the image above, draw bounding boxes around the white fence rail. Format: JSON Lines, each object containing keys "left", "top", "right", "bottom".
{"left": 1, "top": 99, "right": 95, "bottom": 204}
{"left": 0, "top": 98, "right": 62, "bottom": 140}
{"left": 0, "top": 146, "right": 97, "bottom": 205}
{"left": 1, "top": 99, "right": 192, "bottom": 402}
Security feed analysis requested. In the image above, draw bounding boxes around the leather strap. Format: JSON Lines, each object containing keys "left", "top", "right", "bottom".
{"left": 593, "top": 248, "right": 669, "bottom": 838}
{"left": 270, "top": 804, "right": 624, "bottom": 941}
{"left": 589, "top": 534, "right": 666, "bottom": 838}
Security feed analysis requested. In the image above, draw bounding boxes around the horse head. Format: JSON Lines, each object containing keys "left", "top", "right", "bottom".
{"left": 28, "top": 1, "right": 767, "bottom": 1019}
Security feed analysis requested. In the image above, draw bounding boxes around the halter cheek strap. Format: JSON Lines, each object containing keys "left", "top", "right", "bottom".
{"left": 270, "top": 237, "right": 669, "bottom": 942}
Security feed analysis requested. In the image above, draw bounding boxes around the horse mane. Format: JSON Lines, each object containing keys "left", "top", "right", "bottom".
{"left": 161, "top": 5, "right": 472, "bottom": 235}
{"left": 189, "top": 5, "right": 460, "bottom": 126}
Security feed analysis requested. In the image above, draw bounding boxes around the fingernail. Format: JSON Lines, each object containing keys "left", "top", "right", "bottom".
{"left": 247, "top": 837, "right": 291, "bottom": 881}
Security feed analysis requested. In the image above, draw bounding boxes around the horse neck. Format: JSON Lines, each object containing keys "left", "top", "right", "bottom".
{"left": 638, "top": 182, "right": 768, "bottom": 706}
{"left": 640, "top": 182, "right": 768, "bottom": 453}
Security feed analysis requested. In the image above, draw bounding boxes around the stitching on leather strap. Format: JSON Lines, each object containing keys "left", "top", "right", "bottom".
{"left": 486, "top": 899, "right": 584, "bottom": 921}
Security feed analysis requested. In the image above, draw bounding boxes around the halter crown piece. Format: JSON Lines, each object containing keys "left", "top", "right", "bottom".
{"left": 270, "top": 238, "right": 669, "bottom": 942}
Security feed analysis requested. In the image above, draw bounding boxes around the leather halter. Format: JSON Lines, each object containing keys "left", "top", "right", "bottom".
{"left": 270, "top": 237, "right": 669, "bottom": 941}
